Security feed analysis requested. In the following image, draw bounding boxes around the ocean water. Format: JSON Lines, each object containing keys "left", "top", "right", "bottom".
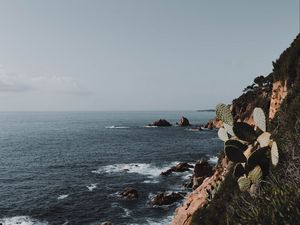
{"left": 0, "top": 111, "right": 223, "bottom": 225}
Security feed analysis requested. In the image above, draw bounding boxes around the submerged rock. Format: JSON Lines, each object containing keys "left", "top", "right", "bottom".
{"left": 176, "top": 116, "right": 190, "bottom": 126}
{"left": 150, "top": 192, "right": 185, "bottom": 206}
{"left": 120, "top": 187, "right": 138, "bottom": 199}
{"left": 148, "top": 119, "right": 172, "bottom": 127}
{"left": 161, "top": 162, "right": 194, "bottom": 176}
{"left": 101, "top": 222, "right": 114, "bottom": 225}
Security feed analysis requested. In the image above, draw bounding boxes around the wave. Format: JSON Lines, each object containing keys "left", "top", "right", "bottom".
{"left": 57, "top": 194, "right": 69, "bottom": 200}
{"left": 208, "top": 156, "right": 218, "bottom": 164}
{"left": 86, "top": 183, "right": 97, "bottom": 191}
{"left": 111, "top": 203, "right": 132, "bottom": 218}
{"left": 0, "top": 216, "right": 48, "bottom": 225}
{"left": 144, "top": 125, "right": 158, "bottom": 128}
{"left": 128, "top": 215, "right": 173, "bottom": 225}
{"left": 92, "top": 162, "right": 180, "bottom": 178}
{"left": 105, "top": 125, "right": 130, "bottom": 129}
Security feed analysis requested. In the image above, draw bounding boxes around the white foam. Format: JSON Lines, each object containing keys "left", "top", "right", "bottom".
{"left": 92, "top": 162, "right": 179, "bottom": 178}
{"left": 208, "top": 156, "right": 218, "bottom": 164}
{"left": 144, "top": 125, "right": 158, "bottom": 128}
{"left": 57, "top": 194, "right": 69, "bottom": 200}
{"left": 87, "top": 183, "right": 97, "bottom": 191}
{"left": 142, "top": 180, "right": 160, "bottom": 184}
{"left": 0, "top": 216, "right": 48, "bottom": 225}
{"left": 105, "top": 125, "right": 130, "bottom": 129}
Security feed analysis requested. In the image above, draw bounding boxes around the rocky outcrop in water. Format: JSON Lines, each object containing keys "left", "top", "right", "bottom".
{"left": 148, "top": 119, "right": 172, "bottom": 127}
{"left": 120, "top": 187, "right": 138, "bottom": 199}
{"left": 176, "top": 117, "right": 190, "bottom": 126}
{"left": 161, "top": 162, "right": 194, "bottom": 176}
{"left": 150, "top": 192, "right": 185, "bottom": 206}
{"left": 170, "top": 156, "right": 229, "bottom": 225}
{"left": 192, "top": 160, "right": 213, "bottom": 190}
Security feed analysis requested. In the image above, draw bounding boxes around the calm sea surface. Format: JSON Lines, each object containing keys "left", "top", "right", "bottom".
{"left": 0, "top": 111, "right": 222, "bottom": 225}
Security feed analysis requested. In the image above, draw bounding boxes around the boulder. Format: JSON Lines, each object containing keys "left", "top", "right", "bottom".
{"left": 148, "top": 119, "right": 172, "bottom": 127}
{"left": 161, "top": 162, "right": 194, "bottom": 176}
{"left": 192, "top": 160, "right": 213, "bottom": 189}
{"left": 101, "top": 222, "right": 114, "bottom": 225}
{"left": 150, "top": 192, "right": 185, "bottom": 206}
{"left": 120, "top": 187, "right": 138, "bottom": 199}
{"left": 176, "top": 116, "right": 190, "bottom": 126}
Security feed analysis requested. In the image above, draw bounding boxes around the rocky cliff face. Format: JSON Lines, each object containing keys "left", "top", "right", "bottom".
{"left": 170, "top": 156, "right": 229, "bottom": 225}
{"left": 170, "top": 34, "right": 300, "bottom": 225}
{"left": 269, "top": 80, "right": 288, "bottom": 120}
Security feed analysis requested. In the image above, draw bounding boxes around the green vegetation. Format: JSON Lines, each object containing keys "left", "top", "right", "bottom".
{"left": 192, "top": 34, "right": 300, "bottom": 224}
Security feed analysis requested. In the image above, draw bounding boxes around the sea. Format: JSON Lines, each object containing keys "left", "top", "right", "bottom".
{"left": 0, "top": 111, "right": 223, "bottom": 225}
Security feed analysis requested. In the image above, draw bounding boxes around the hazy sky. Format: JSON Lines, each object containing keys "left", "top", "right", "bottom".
{"left": 0, "top": 0, "right": 298, "bottom": 111}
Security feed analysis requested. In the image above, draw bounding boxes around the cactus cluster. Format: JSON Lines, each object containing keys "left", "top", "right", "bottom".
{"left": 216, "top": 104, "right": 279, "bottom": 194}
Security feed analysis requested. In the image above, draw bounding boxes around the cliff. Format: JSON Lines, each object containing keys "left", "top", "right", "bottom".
{"left": 171, "top": 34, "right": 300, "bottom": 225}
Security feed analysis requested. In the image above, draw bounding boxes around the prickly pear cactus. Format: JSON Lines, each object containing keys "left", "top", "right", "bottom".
{"left": 216, "top": 103, "right": 233, "bottom": 125}
{"left": 238, "top": 177, "right": 251, "bottom": 192}
{"left": 215, "top": 105, "right": 280, "bottom": 194}
{"left": 248, "top": 165, "right": 263, "bottom": 183}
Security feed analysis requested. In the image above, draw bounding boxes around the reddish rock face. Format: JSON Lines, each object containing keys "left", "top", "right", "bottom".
{"left": 269, "top": 80, "right": 288, "bottom": 120}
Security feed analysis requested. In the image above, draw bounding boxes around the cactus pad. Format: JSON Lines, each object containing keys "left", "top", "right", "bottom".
{"left": 257, "top": 132, "right": 271, "bottom": 147}
{"left": 218, "top": 127, "right": 229, "bottom": 142}
{"left": 233, "top": 122, "right": 258, "bottom": 143}
{"left": 225, "top": 139, "right": 248, "bottom": 152}
{"left": 271, "top": 141, "right": 279, "bottom": 166}
{"left": 216, "top": 103, "right": 233, "bottom": 125}
{"left": 233, "top": 163, "right": 246, "bottom": 178}
{"left": 253, "top": 107, "right": 266, "bottom": 132}
{"left": 248, "top": 165, "right": 263, "bottom": 183}
{"left": 238, "top": 177, "right": 251, "bottom": 192}
{"left": 225, "top": 145, "right": 247, "bottom": 163}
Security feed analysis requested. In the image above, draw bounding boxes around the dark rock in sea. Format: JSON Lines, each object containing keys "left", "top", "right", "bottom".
{"left": 150, "top": 192, "right": 185, "bottom": 206}
{"left": 148, "top": 119, "right": 172, "bottom": 127}
{"left": 192, "top": 160, "right": 213, "bottom": 190}
{"left": 101, "top": 222, "right": 114, "bottom": 225}
{"left": 183, "top": 175, "right": 193, "bottom": 188}
{"left": 176, "top": 116, "right": 190, "bottom": 126}
{"left": 161, "top": 162, "right": 194, "bottom": 176}
{"left": 120, "top": 187, "right": 138, "bottom": 199}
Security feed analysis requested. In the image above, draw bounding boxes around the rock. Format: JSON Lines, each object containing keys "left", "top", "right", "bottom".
{"left": 148, "top": 119, "right": 172, "bottom": 127}
{"left": 192, "top": 160, "right": 213, "bottom": 190}
{"left": 101, "top": 222, "right": 114, "bottom": 225}
{"left": 161, "top": 162, "right": 194, "bottom": 176}
{"left": 150, "top": 192, "right": 185, "bottom": 206}
{"left": 120, "top": 187, "right": 138, "bottom": 199}
{"left": 204, "top": 117, "right": 223, "bottom": 130}
{"left": 176, "top": 116, "right": 190, "bottom": 126}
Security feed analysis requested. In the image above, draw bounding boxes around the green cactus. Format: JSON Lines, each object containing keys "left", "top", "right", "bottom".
{"left": 248, "top": 165, "right": 263, "bottom": 183}
{"left": 238, "top": 177, "right": 251, "bottom": 192}
{"left": 247, "top": 147, "right": 269, "bottom": 169}
{"left": 216, "top": 103, "right": 233, "bottom": 125}
{"left": 225, "top": 139, "right": 248, "bottom": 152}
{"left": 233, "top": 163, "right": 246, "bottom": 178}
{"left": 224, "top": 145, "right": 247, "bottom": 163}
{"left": 232, "top": 122, "right": 258, "bottom": 143}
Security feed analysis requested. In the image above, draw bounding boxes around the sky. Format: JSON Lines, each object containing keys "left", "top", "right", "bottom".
{"left": 0, "top": 0, "right": 298, "bottom": 111}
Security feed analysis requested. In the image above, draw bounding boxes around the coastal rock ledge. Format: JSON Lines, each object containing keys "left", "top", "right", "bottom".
{"left": 170, "top": 156, "right": 229, "bottom": 225}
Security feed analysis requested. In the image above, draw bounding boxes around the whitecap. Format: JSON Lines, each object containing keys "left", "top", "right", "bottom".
{"left": 208, "top": 156, "right": 218, "bottom": 164}
{"left": 105, "top": 125, "right": 130, "bottom": 129}
{"left": 144, "top": 125, "right": 158, "bottom": 128}
{"left": 0, "top": 216, "right": 48, "bottom": 225}
{"left": 57, "top": 194, "right": 69, "bottom": 200}
{"left": 86, "top": 183, "right": 97, "bottom": 191}
{"left": 92, "top": 162, "right": 180, "bottom": 178}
